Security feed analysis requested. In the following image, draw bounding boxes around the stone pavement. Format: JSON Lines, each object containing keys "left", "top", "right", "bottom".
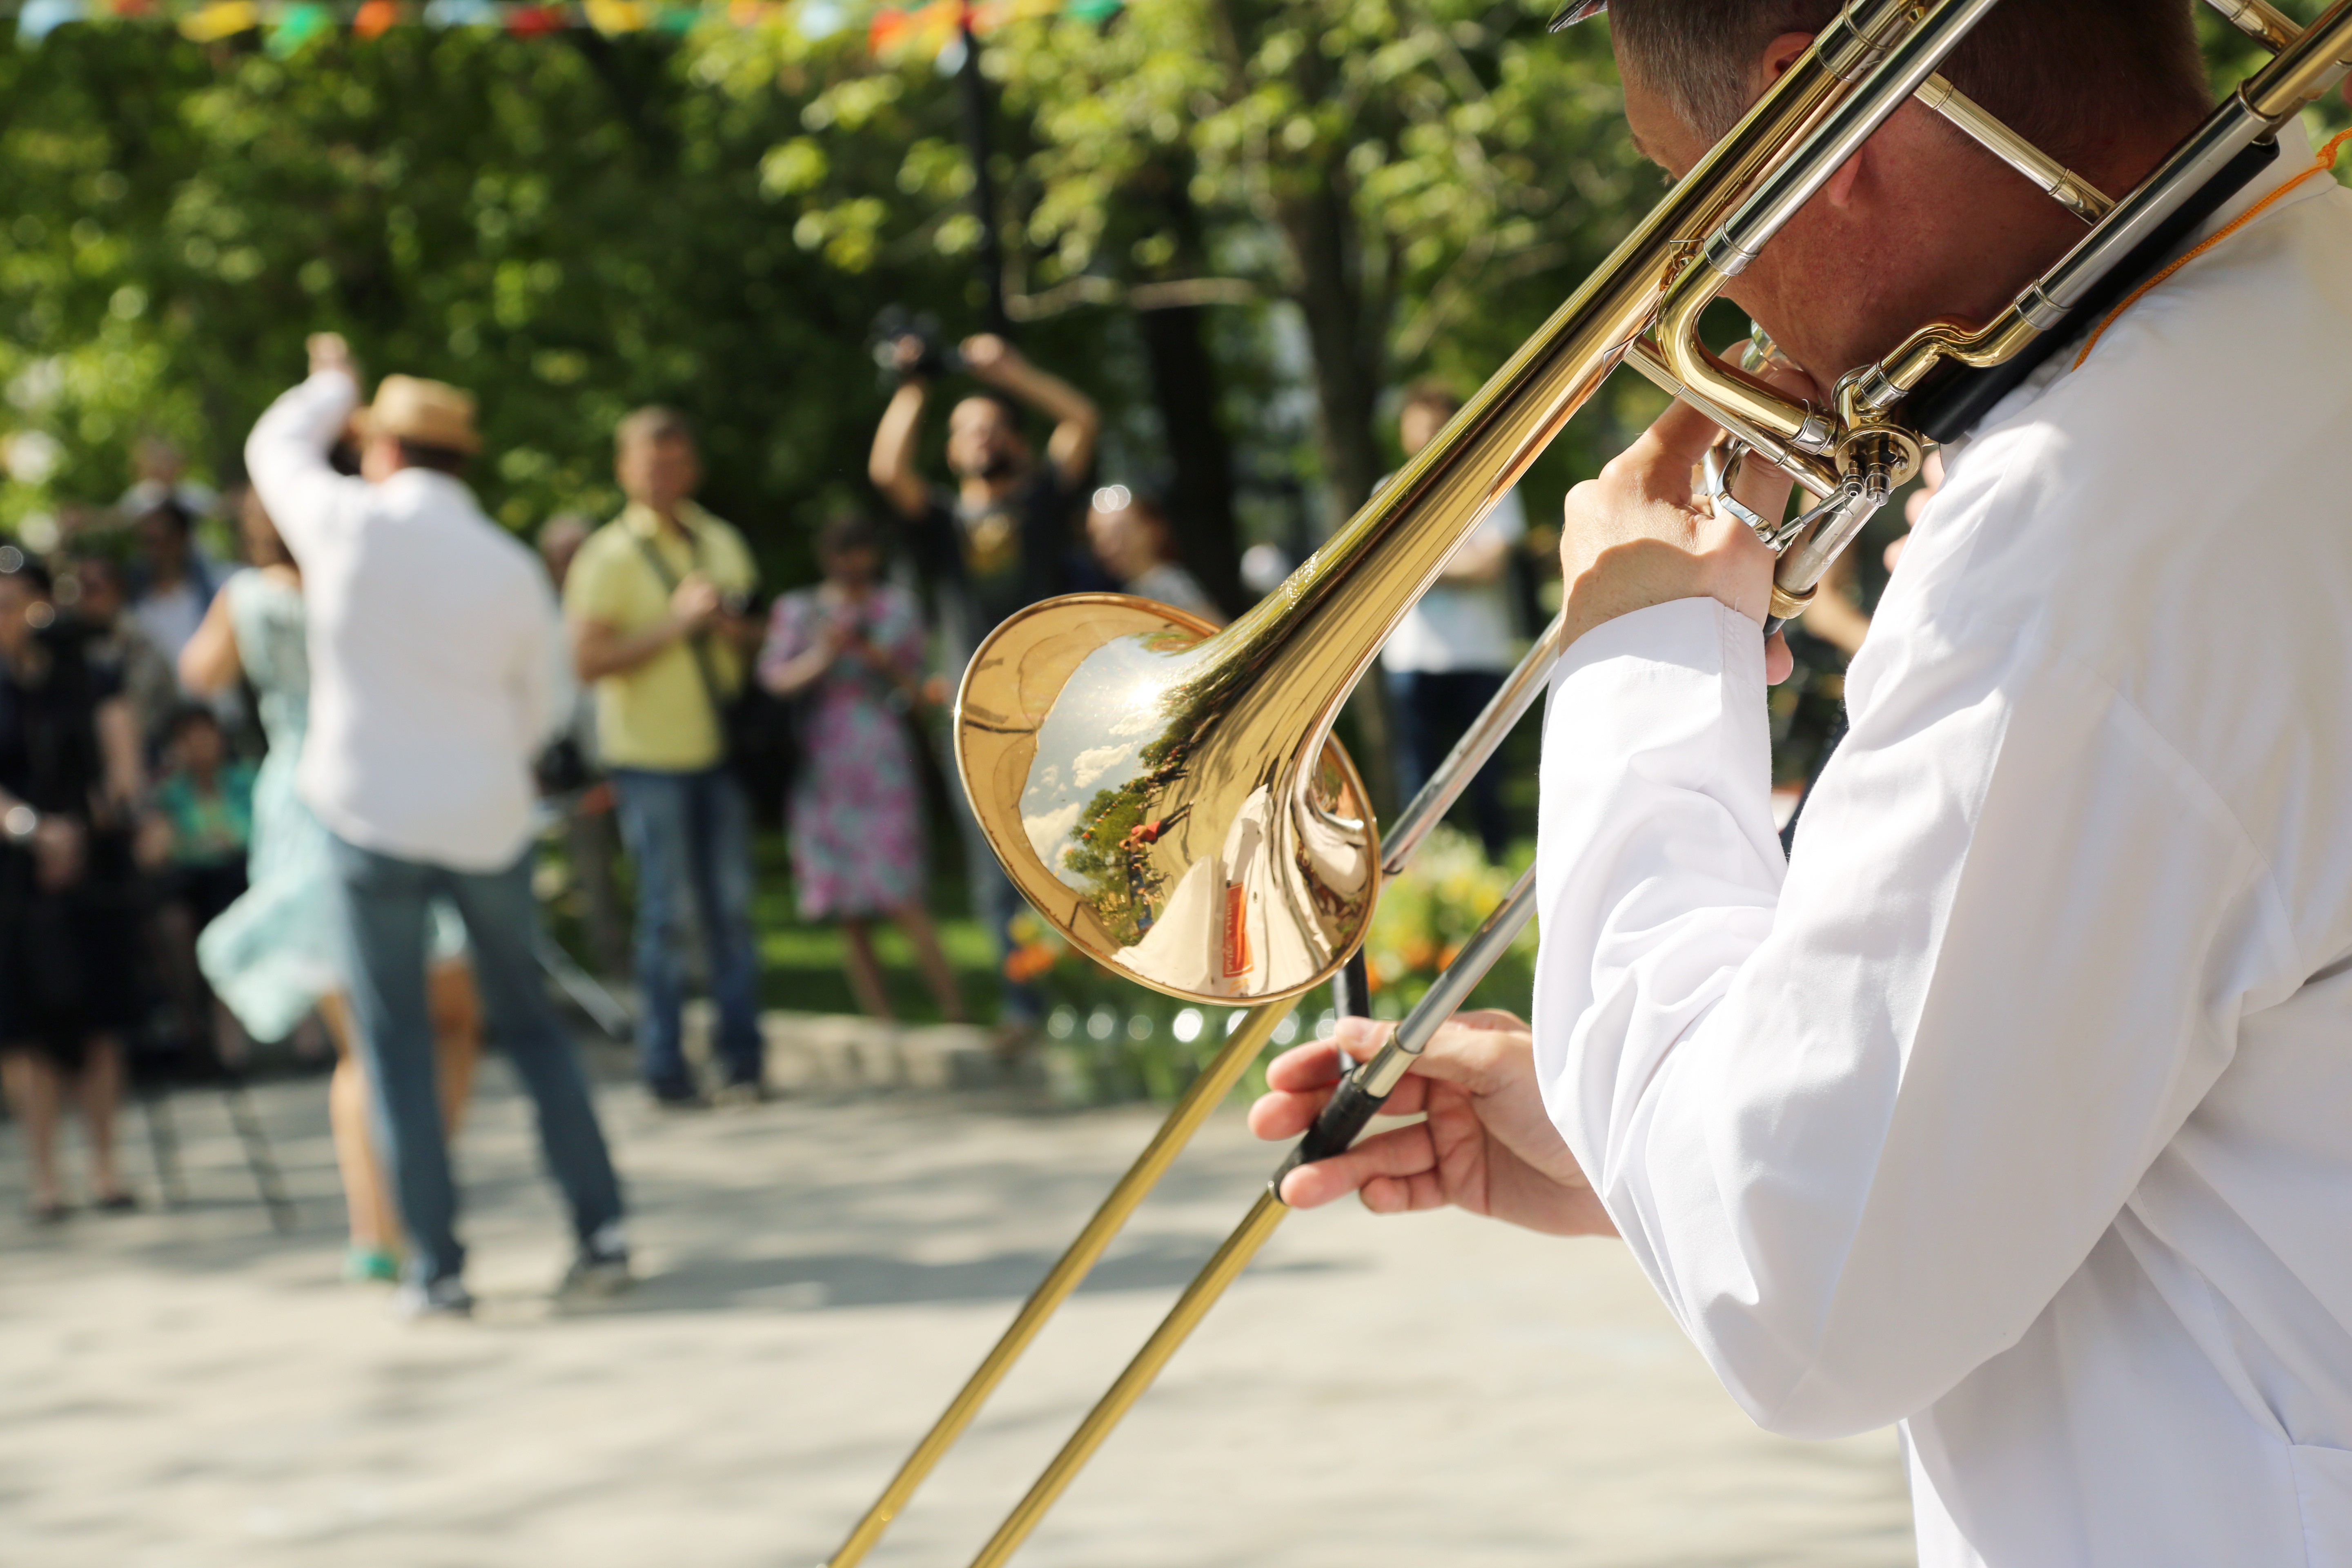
{"left": 0, "top": 1044, "right": 1914, "bottom": 1568}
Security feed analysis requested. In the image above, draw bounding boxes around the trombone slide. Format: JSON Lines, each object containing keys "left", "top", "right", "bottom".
{"left": 964, "top": 867, "right": 1540, "bottom": 1568}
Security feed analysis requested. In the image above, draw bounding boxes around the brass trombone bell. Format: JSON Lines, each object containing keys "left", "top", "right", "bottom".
{"left": 955, "top": 595, "right": 1377, "bottom": 1004}
{"left": 953, "top": 0, "right": 1946, "bottom": 1007}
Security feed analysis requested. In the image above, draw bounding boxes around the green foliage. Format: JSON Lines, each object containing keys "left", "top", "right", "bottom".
{"left": 1360, "top": 822, "right": 1532, "bottom": 1013}
{"left": 0, "top": 27, "right": 945, "bottom": 575}
{"left": 698, "top": 0, "right": 1668, "bottom": 518}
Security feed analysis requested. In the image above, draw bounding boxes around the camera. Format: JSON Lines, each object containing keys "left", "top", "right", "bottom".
{"left": 869, "top": 307, "right": 965, "bottom": 391}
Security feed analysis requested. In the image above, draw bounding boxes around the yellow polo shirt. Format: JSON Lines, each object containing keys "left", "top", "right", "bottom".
{"left": 564, "top": 501, "right": 759, "bottom": 773}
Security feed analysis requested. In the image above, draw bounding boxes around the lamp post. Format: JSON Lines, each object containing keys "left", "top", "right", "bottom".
{"left": 955, "top": 0, "right": 1011, "bottom": 335}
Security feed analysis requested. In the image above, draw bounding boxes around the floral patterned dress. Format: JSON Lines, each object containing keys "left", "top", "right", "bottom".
{"left": 760, "top": 582, "right": 929, "bottom": 921}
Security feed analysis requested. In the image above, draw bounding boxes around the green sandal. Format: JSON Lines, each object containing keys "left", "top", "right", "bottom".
{"left": 343, "top": 1245, "right": 401, "bottom": 1284}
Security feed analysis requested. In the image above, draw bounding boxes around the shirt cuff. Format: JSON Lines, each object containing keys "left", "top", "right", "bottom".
{"left": 1541, "top": 593, "right": 1776, "bottom": 854}
{"left": 1559, "top": 595, "right": 1763, "bottom": 688}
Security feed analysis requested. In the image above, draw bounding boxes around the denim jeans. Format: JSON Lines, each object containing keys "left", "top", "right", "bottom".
{"left": 610, "top": 766, "right": 764, "bottom": 1092}
{"left": 1387, "top": 668, "right": 1512, "bottom": 862}
{"left": 327, "top": 835, "right": 624, "bottom": 1286}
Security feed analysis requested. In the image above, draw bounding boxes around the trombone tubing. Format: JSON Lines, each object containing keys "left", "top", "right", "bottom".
{"left": 838, "top": 7, "right": 1976, "bottom": 1556}
{"left": 1379, "top": 613, "right": 1566, "bottom": 879}
{"left": 821, "top": 636, "right": 1564, "bottom": 1568}
{"left": 1146, "top": 0, "right": 1923, "bottom": 780}
{"left": 819, "top": 1000, "right": 1290, "bottom": 1568}
{"left": 966, "top": 869, "right": 1542, "bottom": 1568}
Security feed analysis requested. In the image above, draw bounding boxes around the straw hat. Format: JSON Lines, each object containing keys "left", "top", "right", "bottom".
{"left": 359, "top": 374, "right": 482, "bottom": 455}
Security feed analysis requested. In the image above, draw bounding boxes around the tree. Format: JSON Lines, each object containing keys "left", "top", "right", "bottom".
{"left": 707, "top": 0, "right": 1659, "bottom": 527}
{"left": 0, "top": 24, "right": 1033, "bottom": 584}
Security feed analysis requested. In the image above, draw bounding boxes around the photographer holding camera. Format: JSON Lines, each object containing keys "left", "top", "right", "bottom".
{"left": 566, "top": 406, "right": 768, "bottom": 1108}
{"left": 869, "top": 328, "right": 1099, "bottom": 1031}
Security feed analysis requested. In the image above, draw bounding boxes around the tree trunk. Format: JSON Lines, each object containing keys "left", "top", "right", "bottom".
{"left": 1136, "top": 300, "right": 1243, "bottom": 617}
{"left": 1274, "top": 174, "right": 1386, "bottom": 520}
{"left": 1274, "top": 167, "right": 1401, "bottom": 819}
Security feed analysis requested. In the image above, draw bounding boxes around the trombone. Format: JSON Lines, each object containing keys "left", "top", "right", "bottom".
{"left": 820, "top": 612, "right": 1566, "bottom": 1568}
{"left": 833, "top": 1, "right": 2352, "bottom": 1561}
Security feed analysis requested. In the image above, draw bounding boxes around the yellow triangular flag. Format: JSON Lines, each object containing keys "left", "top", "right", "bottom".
{"left": 178, "top": 0, "right": 260, "bottom": 38}
{"left": 584, "top": 0, "right": 650, "bottom": 30}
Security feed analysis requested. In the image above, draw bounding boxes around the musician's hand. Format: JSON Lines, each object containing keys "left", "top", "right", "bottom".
{"left": 1561, "top": 396, "right": 1796, "bottom": 684}
{"left": 1249, "top": 1012, "right": 1616, "bottom": 1238}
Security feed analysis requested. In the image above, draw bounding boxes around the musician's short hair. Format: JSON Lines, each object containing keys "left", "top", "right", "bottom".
{"left": 615, "top": 404, "right": 694, "bottom": 455}
{"left": 1607, "top": 0, "right": 2209, "bottom": 167}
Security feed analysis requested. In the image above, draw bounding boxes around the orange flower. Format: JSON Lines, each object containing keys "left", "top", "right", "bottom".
{"left": 1003, "top": 944, "right": 1059, "bottom": 983}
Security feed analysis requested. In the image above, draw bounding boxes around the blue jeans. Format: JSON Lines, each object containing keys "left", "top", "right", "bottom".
{"left": 1387, "top": 668, "right": 1512, "bottom": 862}
{"left": 610, "top": 766, "right": 764, "bottom": 1091}
{"left": 328, "top": 836, "right": 624, "bottom": 1286}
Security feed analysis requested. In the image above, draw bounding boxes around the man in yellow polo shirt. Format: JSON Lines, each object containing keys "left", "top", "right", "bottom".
{"left": 565, "top": 407, "right": 766, "bottom": 1107}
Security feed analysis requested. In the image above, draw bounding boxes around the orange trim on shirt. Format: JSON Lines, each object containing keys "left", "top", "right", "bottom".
{"left": 2074, "top": 127, "right": 2352, "bottom": 372}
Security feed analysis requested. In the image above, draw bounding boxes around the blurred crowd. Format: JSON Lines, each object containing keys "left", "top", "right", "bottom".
{"left": 3, "top": 324, "right": 1732, "bottom": 1314}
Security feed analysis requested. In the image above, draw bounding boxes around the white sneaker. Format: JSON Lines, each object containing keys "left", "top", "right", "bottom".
{"left": 558, "top": 1251, "right": 634, "bottom": 1300}
{"left": 392, "top": 1276, "right": 475, "bottom": 1321}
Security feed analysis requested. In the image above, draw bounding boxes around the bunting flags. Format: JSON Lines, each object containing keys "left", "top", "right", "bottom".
{"left": 11, "top": 0, "right": 790, "bottom": 45}
{"left": 7, "top": 0, "right": 1115, "bottom": 49}
{"left": 14, "top": 0, "right": 83, "bottom": 40}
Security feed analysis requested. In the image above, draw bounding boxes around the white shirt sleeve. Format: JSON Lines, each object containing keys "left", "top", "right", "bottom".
{"left": 243, "top": 369, "right": 361, "bottom": 566}
{"left": 1532, "top": 595, "right": 2292, "bottom": 1440}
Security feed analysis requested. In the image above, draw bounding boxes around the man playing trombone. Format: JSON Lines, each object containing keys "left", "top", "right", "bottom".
{"left": 1257, "top": 1, "right": 2352, "bottom": 1561}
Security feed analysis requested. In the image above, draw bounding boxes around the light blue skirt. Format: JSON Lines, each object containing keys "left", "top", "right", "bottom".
{"left": 198, "top": 748, "right": 465, "bottom": 1043}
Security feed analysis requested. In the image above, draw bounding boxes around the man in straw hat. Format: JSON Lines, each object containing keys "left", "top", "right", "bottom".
{"left": 1254, "top": 1, "right": 2352, "bottom": 1562}
{"left": 246, "top": 334, "right": 628, "bottom": 1319}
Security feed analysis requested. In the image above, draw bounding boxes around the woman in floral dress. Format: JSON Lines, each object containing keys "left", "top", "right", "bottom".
{"left": 760, "top": 518, "right": 964, "bottom": 1022}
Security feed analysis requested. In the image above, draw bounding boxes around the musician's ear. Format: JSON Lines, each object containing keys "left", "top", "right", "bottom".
{"left": 1755, "top": 31, "right": 1812, "bottom": 93}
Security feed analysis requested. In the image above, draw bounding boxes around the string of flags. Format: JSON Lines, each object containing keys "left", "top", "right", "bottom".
{"left": 9, "top": 0, "right": 780, "bottom": 46}
{"left": 8, "top": 0, "right": 1117, "bottom": 49}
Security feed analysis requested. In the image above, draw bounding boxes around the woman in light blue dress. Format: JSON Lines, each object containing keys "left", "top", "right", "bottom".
{"left": 180, "top": 489, "right": 478, "bottom": 1283}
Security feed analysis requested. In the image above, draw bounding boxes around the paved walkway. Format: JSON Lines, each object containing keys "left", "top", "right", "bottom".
{"left": 0, "top": 1050, "right": 1913, "bottom": 1568}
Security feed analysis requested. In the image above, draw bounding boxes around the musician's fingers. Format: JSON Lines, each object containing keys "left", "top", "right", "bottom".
{"left": 1247, "top": 1086, "right": 1321, "bottom": 1140}
{"left": 1277, "top": 1120, "right": 1439, "bottom": 1208}
{"left": 1618, "top": 397, "right": 1727, "bottom": 488}
{"left": 1248, "top": 1070, "right": 1432, "bottom": 1140}
{"left": 1360, "top": 1167, "right": 1452, "bottom": 1216}
{"left": 1329, "top": 1014, "right": 1392, "bottom": 1062}
{"left": 1765, "top": 629, "right": 1793, "bottom": 684}
{"left": 1262, "top": 1039, "right": 1347, "bottom": 1094}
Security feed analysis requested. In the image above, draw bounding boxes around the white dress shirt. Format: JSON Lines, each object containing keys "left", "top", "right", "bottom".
{"left": 1532, "top": 128, "right": 2352, "bottom": 1566}
{"left": 245, "top": 370, "right": 568, "bottom": 872}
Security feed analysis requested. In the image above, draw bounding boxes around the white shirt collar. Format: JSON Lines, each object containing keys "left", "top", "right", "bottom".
{"left": 379, "top": 466, "right": 479, "bottom": 511}
{"left": 1947, "top": 116, "right": 2326, "bottom": 455}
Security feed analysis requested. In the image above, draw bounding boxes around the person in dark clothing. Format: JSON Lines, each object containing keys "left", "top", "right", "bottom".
{"left": 0, "top": 553, "right": 148, "bottom": 1221}
{"left": 868, "top": 332, "right": 1100, "bottom": 1030}
{"left": 868, "top": 333, "right": 1102, "bottom": 664}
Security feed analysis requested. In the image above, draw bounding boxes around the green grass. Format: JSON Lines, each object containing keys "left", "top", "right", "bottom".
{"left": 745, "top": 827, "right": 1006, "bottom": 1024}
